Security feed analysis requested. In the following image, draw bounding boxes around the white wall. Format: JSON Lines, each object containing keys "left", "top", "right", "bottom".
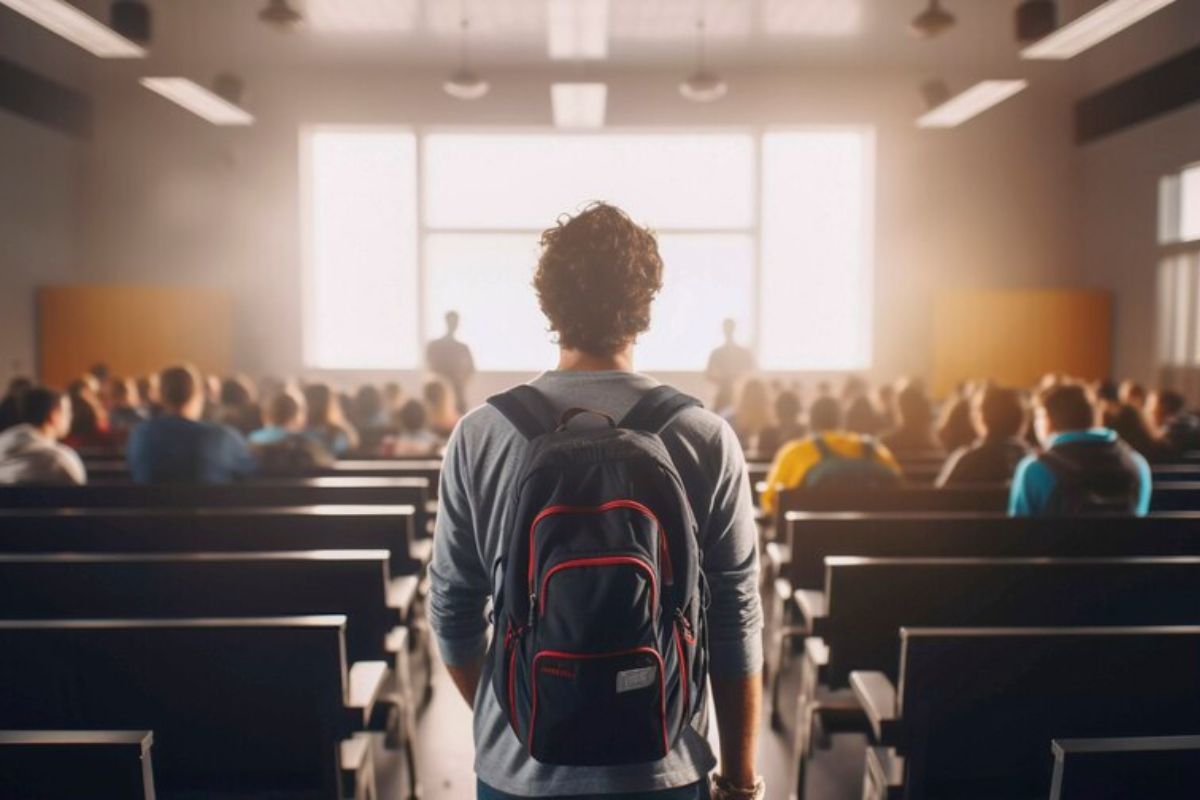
{"left": 1074, "top": 1, "right": 1200, "bottom": 384}
{"left": 74, "top": 64, "right": 1086, "bottom": 401}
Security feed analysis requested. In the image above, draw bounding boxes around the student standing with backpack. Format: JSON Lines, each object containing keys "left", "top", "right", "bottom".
{"left": 428, "top": 203, "right": 764, "bottom": 800}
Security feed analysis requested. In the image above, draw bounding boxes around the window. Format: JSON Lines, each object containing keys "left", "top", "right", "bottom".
{"left": 304, "top": 128, "right": 874, "bottom": 371}
{"left": 302, "top": 130, "right": 418, "bottom": 369}
{"left": 1157, "top": 163, "right": 1200, "bottom": 367}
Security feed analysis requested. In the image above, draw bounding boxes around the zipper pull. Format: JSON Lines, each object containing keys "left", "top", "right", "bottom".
{"left": 527, "top": 593, "right": 537, "bottom": 627}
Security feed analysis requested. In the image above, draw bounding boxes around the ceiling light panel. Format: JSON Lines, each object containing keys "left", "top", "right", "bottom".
{"left": 917, "top": 80, "right": 1027, "bottom": 128}
{"left": 548, "top": 0, "right": 608, "bottom": 59}
{"left": 551, "top": 82, "right": 607, "bottom": 129}
{"left": 762, "top": 0, "right": 862, "bottom": 37}
{"left": 609, "top": 0, "right": 750, "bottom": 41}
{"left": 0, "top": 0, "right": 145, "bottom": 57}
{"left": 141, "top": 78, "right": 255, "bottom": 126}
{"left": 306, "top": 0, "right": 418, "bottom": 32}
{"left": 1021, "top": 0, "right": 1176, "bottom": 60}
{"left": 424, "top": 0, "right": 544, "bottom": 37}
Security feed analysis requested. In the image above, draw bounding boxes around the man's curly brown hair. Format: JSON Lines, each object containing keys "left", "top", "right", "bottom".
{"left": 534, "top": 202, "right": 664, "bottom": 355}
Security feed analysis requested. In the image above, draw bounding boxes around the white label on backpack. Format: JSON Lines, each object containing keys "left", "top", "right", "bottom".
{"left": 616, "top": 666, "right": 657, "bottom": 694}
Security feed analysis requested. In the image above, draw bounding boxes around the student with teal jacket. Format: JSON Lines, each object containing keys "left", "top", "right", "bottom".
{"left": 1009, "top": 383, "right": 1152, "bottom": 517}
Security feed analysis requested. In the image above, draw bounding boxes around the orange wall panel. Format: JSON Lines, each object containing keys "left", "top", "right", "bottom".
{"left": 933, "top": 289, "right": 1112, "bottom": 396}
{"left": 37, "top": 285, "right": 233, "bottom": 387}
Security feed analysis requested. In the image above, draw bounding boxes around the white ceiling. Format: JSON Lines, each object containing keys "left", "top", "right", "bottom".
{"left": 13, "top": 0, "right": 1200, "bottom": 80}
{"left": 51, "top": 0, "right": 1070, "bottom": 71}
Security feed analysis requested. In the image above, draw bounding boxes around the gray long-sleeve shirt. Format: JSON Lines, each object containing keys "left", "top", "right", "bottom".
{"left": 428, "top": 369, "right": 763, "bottom": 796}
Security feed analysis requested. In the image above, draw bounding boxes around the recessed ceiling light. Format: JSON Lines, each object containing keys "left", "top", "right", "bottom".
{"left": 306, "top": 0, "right": 416, "bottom": 33}
{"left": 0, "top": 0, "right": 145, "bottom": 58}
{"left": 1021, "top": 0, "right": 1176, "bottom": 60}
{"left": 551, "top": 83, "right": 607, "bottom": 129}
{"left": 140, "top": 78, "right": 255, "bottom": 126}
{"left": 917, "top": 80, "right": 1027, "bottom": 128}
{"left": 547, "top": 0, "right": 608, "bottom": 60}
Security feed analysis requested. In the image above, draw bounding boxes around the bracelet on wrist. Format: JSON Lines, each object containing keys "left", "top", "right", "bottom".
{"left": 711, "top": 773, "right": 765, "bottom": 800}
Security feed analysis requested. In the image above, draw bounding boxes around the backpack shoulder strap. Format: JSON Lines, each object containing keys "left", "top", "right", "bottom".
{"left": 813, "top": 435, "right": 833, "bottom": 460}
{"left": 487, "top": 384, "right": 558, "bottom": 441}
{"left": 619, "top": 385, "right": 702, "bottom": 435}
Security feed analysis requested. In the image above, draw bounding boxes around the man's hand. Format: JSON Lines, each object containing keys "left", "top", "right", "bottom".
{"left": 711, "top": 672, "right": 763, "bottom": 789}
{"left": 446, "top": 658, "right": 485, "bottom": 709}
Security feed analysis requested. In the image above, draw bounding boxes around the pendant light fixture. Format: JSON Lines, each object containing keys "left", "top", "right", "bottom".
{"left": 679, "top": 16, "right": 726, "bottom": 103}
{"left": 259, "top": 0, "right": 302, "bottom": 29}
{"left": 444, "top": 13, "right": 489, "bottom": 100}
{"left": 909, "top": 0, "right": 956, "bottom": 39}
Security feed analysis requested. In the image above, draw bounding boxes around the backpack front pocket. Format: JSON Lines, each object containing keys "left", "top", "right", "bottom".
{"left": 537, "top": 556, "right": 657, "bottom": 650}
{"left": 529, "top": 647, "right": 667, "bottom": 765}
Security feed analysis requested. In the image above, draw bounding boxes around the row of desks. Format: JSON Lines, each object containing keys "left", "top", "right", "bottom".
{"left": 767, "top": 511, "right": 1200, "bottom": 798}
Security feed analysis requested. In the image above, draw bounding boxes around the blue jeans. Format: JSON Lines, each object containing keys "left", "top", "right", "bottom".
{"left": 477, "top": 779, "right": 710, "bottom": 799}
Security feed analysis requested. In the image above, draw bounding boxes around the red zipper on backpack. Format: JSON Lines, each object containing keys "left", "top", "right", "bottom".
{"left": 527, "top": 500, "right": 672, "bottom": 590}
{"left": 538, "top": 556, "right": 657, "bottom": 617}
{"left": 674, "top": 621, "right": 689, "bottom": 726}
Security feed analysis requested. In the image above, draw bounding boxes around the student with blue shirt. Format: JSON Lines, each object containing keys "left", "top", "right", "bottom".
{"left": 126, "top": 365, "right": 257, "bottom": 484}
{"left": 1009, "top": 383, "right": 1152, "bottom": 517}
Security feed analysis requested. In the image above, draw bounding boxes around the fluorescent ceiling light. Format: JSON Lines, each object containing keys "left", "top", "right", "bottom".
{"left": 140, "top": 78, "right": 255, "bottom": 126}
{"left": 917, "top": 80, "right": 1028, "bottom": 128}
{"left": 551, "top": 82, "right": 607, "bottom": 129}
{"left": 548, "top": 0, "right": 608, "bottom": 60}
{"left": 306, "top": 0, "right": 417, "bottom": 32}
{"left": 1021, "top": 0, "right": 1176, "bottom": 60}
{"left": 0, "top": 0, "right": 145, "bottom": 57}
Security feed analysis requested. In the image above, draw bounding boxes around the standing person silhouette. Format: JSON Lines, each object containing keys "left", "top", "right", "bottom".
{"left": 705, "top": 319, "right": 756, "bottom": 414}
{"left": 426, "top": 310, "right": 476, "bottom": 414}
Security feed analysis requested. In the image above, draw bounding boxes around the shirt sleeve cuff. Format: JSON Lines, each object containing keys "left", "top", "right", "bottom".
{"left": 708, "top": 634, "right": 764, "bottom": 677}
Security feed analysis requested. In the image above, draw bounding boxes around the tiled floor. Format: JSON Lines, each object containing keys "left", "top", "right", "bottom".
{"left": 377, "top": 656, "right": 864, "bottom": 800}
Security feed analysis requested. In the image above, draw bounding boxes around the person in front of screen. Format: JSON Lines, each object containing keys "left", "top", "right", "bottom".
{"left": 126, "top": 365, "right": 257, "bottom": 484}
{"left": 705, "top": 318, "right": 756, "bottom": 414}
{"left": 1009, "top": 382, "right": 1151, "bottom": 516}
{"left": 426, "top": 310, "right": 476, "bottom": 414}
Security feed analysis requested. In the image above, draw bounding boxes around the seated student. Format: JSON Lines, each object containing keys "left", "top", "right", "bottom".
{"left": 0, "top": 376, "right": 33, "bottom": 432}
{"left": 136, "top": 374, "right": 162, "bottom": 418}
{"left": 936, "top": 386, "right": 1031, "bottom": 486}
{"left": 63, "top": 380, "right": 119, "bottom": 451}
{"left": 106, "top": 377, "right": 147, "bottom": 434}
{"left": 756, "top": 390, "right": 807, "bottom": 461}
{"left": 249, "top": 390, "right": 334, "bottom": 474}
{"left": 880, "top": 379, "right": 943, "bottom": 458}
{"left": 1110, "top": 402, "right": 1164, "bottom": 461}
{"left": 1120, "top": 379, "right": 1147, "bottom": 412}
{"left": 0, "top": 387, "right": 87, "bottom": 485}
{"left": 380, "top": 399, "right": 442, "bottom": 457}
{"left": 730, "top": 378, "right": 771, "bottom": 455}
{"left": 1148, "top": 389, "right": 1200, "bottom": 457}
{"left": 303, "top": 382, "right": 359, "bottom": 456}
{"left": 1010, "top": 383, "right": 1151, "bottom": 517}
{"left": 423, "top": 378, "right": 460, "bottom": 440}
{"left": 760, "top": 396, "right": 902, "bottom": 515}
{"left": 126, "top": 365, "right": 257, "bottom": 484}
{"left": 216, "top": 375, "right": 263, "bottom": 436}
{"left": 936, "top": 390, "right": 977, "bottom": 454}
{"left": 843, "top": 376, "right": 883, "bottom": 435}
{"left": 350, "top": 384, "right": 392, "bottom": 452}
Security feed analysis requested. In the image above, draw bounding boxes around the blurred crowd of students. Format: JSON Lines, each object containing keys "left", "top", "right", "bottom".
{"left": 722, "top": 373, "right": 1199, "bottom": 518}
{"left": 0, "top": 362, "right": 460, "bottom": 485}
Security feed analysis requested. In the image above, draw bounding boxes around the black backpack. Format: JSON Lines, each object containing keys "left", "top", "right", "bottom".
{"left": 486, "top": 384, "right": 709, "bottom": 766}
{"left": 1041, "top": 440, "right": 1144, "bottom": 515}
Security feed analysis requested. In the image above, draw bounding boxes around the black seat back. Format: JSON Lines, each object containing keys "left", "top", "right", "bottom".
{"left": 821, "top": 556, "right": 1200, "bottom": 687}
{"left": 1050, "top": 735, "right": 1200, "bottom": 800}
{"left": 784, "top": 512, "right": 1200, "bottom": 589}
{"left": 0, "top": 506, "right": 418, "bottom": 572}
{"left": 898, "top": 626, "right": 1200, "bottom": 799}
{"left": 0, "top": 730, "right": 155, "bottom": 800}
{"left": 0, "top": 551, "right": 395, "bottom": 663}
{"left": 0, "top": 617, "right": 350, "bottom": 798}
